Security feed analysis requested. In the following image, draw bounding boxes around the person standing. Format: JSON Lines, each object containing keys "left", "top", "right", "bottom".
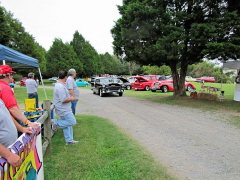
{"left": 0, "top": 98, "right": 32, "bottom": 167}
{"left": 66, "top": 68, "right": 79, "bottom": 115}
{"left": 51, "top": 70, "right": 78, "bottom": 145}
{"left": 26, "top": 72, "right": 39, "bottom": 108}
{"left": 0, "top": 65, "right": 38, "bottom": 130}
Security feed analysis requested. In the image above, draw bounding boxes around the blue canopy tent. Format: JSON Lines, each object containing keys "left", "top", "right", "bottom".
{"left": 0, "top": 44, "right": 47, "bottom": 98}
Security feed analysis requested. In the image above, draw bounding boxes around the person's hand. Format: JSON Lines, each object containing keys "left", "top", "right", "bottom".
{"left": 71, "top": 96, "right": 76, "bottom": 101}
{"left": 28, "top": 121, "right": 39, "bottom": 130}
{"left": 21, "top": 127, "right": 32, "bottom": 134}
{"left": 6, "top": 153, "right": 22, "bottom": 167}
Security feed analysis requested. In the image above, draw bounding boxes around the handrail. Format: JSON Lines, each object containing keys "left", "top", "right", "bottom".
{"left": 36, "top": 100, "right": 55, "bottom": 157}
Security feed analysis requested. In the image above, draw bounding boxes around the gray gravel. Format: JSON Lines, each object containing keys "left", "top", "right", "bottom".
{"left": 76, "top": 88, "right": 240, "bottom": 180}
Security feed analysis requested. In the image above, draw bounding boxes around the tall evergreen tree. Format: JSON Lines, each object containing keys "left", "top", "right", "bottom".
{"left": 70, "top": 31, "right": 99, "bottom": 77}
{"left": 46, "top": 38, "right": 80, "bottom": 77}
{"left": 112, "top": 0, "right": 240, "bottom": 96}
{"left": 0, "top": 6, "right": 11, "bottom": 45}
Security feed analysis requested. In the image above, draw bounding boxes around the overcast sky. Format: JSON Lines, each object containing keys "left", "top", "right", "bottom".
{"left": 0, "top": 0, "right": 122, "bottom": 54}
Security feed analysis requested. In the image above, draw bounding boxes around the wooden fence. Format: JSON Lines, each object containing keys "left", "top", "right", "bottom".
{"left": 36, "top": 100, "right": 54, "bottom": 157}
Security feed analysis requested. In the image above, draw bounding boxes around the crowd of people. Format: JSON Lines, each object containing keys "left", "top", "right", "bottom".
{"left": 0, "top": 65, "right": 79, "bottom": 168}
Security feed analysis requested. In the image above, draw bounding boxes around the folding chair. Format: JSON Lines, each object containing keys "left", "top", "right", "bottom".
{"left": 23, "top": 98, "right": 43, "bottom": 122}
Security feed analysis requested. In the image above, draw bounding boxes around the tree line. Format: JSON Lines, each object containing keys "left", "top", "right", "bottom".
{"left": 0, "top": 6, "right": 138, "bottom": 78}
{"left": 111, "top": 0, "right": 240, "bottom": 96}
{"left": 0, "top": 2, "right": 239, "bottom": 91}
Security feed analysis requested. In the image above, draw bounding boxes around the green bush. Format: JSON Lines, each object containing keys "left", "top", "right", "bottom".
{"left": 13, "top": 74, "right": 23, "bottom": 81}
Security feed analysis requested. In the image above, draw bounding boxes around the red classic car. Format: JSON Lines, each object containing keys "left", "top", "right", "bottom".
{"left": 131, "top": 75, "right": 159, "bottom": 91}
{"left": 150, "top": 78, "right": 196, "bottom": 93}
{"left": 196, "top": 76, "right": 215, "bottom": 83}
{"left": 20, "top": 77, "right": 28, "bottom": 86}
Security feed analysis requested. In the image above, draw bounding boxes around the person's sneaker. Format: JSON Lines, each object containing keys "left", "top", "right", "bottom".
{"left": 66, "top": 140, "right": 79, "bottom": 145}
{"left": 51, "top": 120, "right": 58, "bottom": 131}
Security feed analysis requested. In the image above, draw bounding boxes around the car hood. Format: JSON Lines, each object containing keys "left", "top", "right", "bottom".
{"left": 134, "top": 76, "right": 149, "bottom": 82}
{"left": 117, "top": 77, "right": 129, "bottom": 83}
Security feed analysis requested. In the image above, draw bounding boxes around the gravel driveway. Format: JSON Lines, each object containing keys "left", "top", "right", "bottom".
{"left": 76, "top": 88, "right": 240, "bottom": 180}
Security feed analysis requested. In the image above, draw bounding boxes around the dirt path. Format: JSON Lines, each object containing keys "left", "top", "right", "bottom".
{"left": 76, "top": 89, "right": 240, "bottom": 180}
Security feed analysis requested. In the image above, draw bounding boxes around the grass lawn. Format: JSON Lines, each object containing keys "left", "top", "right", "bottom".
{"left": 13, "top": 81, "right": 240, "bottom": 179}
{"left": 124, "top": 82, "right": 239, "bottom": 112}
{"left": 43, "top": 115, "right": 176, "bottom": 180}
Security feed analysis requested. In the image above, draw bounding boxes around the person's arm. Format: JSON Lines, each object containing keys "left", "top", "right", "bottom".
{"left": 69, "top": 89, "right": 75, "bottom": 97}
{"left": 8, "top": 107, "right": 38, "bottom": 130}
{"left": 62, "top": 96, "right": 76, "bottom": 103}
{"left": 0, "top": 144, "right": 22, "bottom": 167}
{"left": 12, "top": 117, "right": 32, "bottom": 134}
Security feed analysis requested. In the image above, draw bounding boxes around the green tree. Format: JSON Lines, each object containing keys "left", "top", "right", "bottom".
{"left": 0, "top": 6, "right": 11, "bottom": 45}
{"left": 70, "top": 31, "right": 98, "bottom": 77}
{"left": 190, "top": 61, "right": 232, "bottom": 83}
{"left": 46, "top": 38, "right": 80, "bottom": 77}
{"left": 99, "top": 53, "right": 119, "bottom": 75}
{"left": 112, "top": 0, "right": 240, "bottom": 97}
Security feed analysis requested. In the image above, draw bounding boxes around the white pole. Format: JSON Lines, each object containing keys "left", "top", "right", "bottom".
{"left": 3, "top": 60, "right": 5, "bottom": 65}
{"left": 38, "top": 67, "right": 48, "bottom": 99}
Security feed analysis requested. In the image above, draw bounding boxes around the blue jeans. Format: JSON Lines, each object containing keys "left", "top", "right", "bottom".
{"left": 71, "top": 99, "right": 78, "bottom": 115}
{"left": 28, "top": 93, "right": 39, "bottom": 108}
{"left": 53, "top": 112, "right": 76, "bottom": 143}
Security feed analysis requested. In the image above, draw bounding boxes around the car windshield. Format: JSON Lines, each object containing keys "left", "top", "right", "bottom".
{"left": 144, "top": 76, "right": 157, "bottom": 80}
{"left": 100, "top": 78, "right": 119, "bottom": 83}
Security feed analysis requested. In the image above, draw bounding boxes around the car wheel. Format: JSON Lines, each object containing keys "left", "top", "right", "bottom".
{"left": 85, "top": 84, "right": 88, "bottom": 87}
{"left": 99, "top": 90, "right": 104, "bottom": 97}
{"left": 151, "top": 90, "right": 156, "bottom": 92}
{"left": 119, "top": 92, "right": 123, "bottom": 96}
{"left": 187, "top": 85, "right": 193, "bottom": 92}
{"left": 126, "top": 85, "right": 131, "bottom": 90}
{"left": 145, "top": 85, "right": 150, "bottom": 91}
{"left": 162, "top": 86, "right": 168, "bottom": 93}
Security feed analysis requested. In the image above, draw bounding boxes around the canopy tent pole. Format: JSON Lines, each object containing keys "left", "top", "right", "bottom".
{"left": 38, "top": 67, "right": 48, "bottom": 100}
{"left": 2, "top": 60, "right": 5, "bottom": 65}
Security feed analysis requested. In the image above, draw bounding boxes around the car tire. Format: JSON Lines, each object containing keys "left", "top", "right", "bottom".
{"left": 162, "top": 86, "right": 168, "bottom": 93}
{"left": 187, "top": 85, "right": 193, "bottom": 92}
{"left": 85, "top": 84, "right": 88, "bottom": 87}
{"left": 145, "top": 85, "right": 150, "bottom": 91}
{"left": 119, "top": 92, "right": 123, "bottom": 96}
{"left": 151, "top": 90, "right": 156, "bottom": 92}
{"left": 99, "top": 90, "right": 104, "bottom": 97}
{"left": 126, "top": 85, "right": 131, "bottom": 90}
{"left": 93, "top": 90, "right": 96, "bottom": 94}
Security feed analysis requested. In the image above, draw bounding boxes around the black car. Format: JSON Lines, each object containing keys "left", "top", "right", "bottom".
{"left": 117, "top": 77, "right": 132, "bottom": 90}
{"left": 91, "top": 77, "right": 124, "bottom": 97}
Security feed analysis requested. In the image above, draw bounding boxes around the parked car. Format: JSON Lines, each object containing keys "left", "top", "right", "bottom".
{"left": 20, "top": 77, "right": 28, "bottom": 86}
{"left": 196, "top": 76, "right": 215, "bottom": 83}
{"left": 75, "top": 78, "right": 91, "bottom": 87}
{"left": 9, "top": 79, "right": 15, "bottom": 88}
{"left": 91, "top": 77, "right": 124, "bottom": 97}
{"left": 150, "top": 78, "right": 196, "bottom": 93}
{"left": 185, "top": 76, "right": 197, "bottom": 82}
{"left": 48, "top": 77, "right": 58, "bottom": 81}
{"left": 131, "top": 75, "right": 159, "bottom": 91}
{"left": 117, "top": 77, "right": 132, "bottom": 90}
{"left": 89, "top": 76, "right": 97, "bottom": 86}
{"left": 127, "top": 76, "right": 136, "bottom": 84}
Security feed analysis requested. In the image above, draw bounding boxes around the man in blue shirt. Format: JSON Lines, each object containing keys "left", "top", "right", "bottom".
{"left": 51, "top": 70, "right": 78, "bottom": 145}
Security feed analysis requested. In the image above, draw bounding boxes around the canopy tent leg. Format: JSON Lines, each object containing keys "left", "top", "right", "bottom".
{"left": 38, "top": 68, "right": 48, "bottom": 100}
{"left": 2, "top": 60, "right": 5, "bottom": 65}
